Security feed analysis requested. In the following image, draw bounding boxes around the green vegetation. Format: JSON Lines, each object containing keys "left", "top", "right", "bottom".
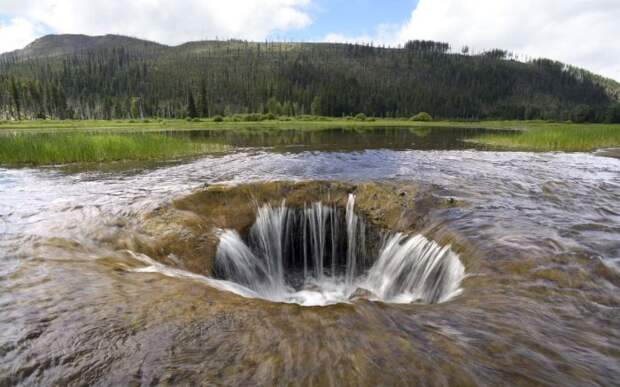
{"left": 411, "top": 112, "right": 433, "bottom": 122}
{"left": 0, "top": 117, "right": 618, "bottom": 134}
{"left": 0, "top": 132, "right": 229, "bottom": 165}
{"left": 1, "top": 34, "right": 618, "bottom": 122}
{"left": 606, "top": 103, "right": 620, "bottom": 123}
{"left": 0, "top": 119, "right": 618, "bottom": 163}
{"left": 474, "top": 124, "right": 620, "bottom": 151}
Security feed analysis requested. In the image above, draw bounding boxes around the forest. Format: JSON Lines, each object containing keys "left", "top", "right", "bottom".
{"left": 1, "top": 34, "right": 619, "bottom": 122}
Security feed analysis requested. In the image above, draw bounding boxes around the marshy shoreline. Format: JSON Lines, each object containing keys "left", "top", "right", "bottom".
{"left": 1, "top": 118, "right": 619, "bottom": 166}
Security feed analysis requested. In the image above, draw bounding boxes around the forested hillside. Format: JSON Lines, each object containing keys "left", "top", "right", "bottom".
{"left": 1, "top": 34, "right": 619, "bottom": 122}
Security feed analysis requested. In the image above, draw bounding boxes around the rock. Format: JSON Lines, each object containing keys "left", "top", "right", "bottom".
{"left": 349, "top": 288, "right": 378, "bottom": 301}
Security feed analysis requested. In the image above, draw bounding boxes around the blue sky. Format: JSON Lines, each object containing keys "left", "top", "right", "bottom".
{"left": 0, "top": 1, "right": 419, "bottom": 46}
{"left": 0, "top": 0, "right": 618, "bottom": 80}
{"left": 272, "top": 0, "right": 418, "bottom": 42}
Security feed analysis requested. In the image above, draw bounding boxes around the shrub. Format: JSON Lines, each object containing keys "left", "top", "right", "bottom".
{"left": 571, "top": 105, "right": 594, "bottom": 123}
{"left": 605, "top": 103, "right": 620, "bottom": 123}
{"left": 298, "top": 114, "right": 325, "bottom": 121}
{"left": 355, "top": 113, "right": 367, "bottom": 121}
{"left": 242, "top": 113, "right": 262, "bottom": 122}
{"left": 263, "top": 112, "right": 276, "bottom": 120}
{"left": 411, "top": 112, "right": 433, "bottom": 121}
{"left": 212, "top": 115, "right": 224, "bottom": 122}
{"left": 192, "top": 118, "right": 201, "bottom": 122}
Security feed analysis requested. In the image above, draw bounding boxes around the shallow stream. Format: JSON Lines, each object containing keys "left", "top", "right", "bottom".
{"left": 1, "top": 127, "right": 619, "bottom": 385}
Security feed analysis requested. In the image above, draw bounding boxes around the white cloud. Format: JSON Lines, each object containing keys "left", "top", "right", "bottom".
{"left": 398, "top": 0, "right": 620, "bottom": 81}
{"left": 0, "top": 17, "right": 42, "bottom": 53}
{"left": 0, "top": 0, "right": 312, "bottom": 49}
{"left": 3, "top": 0, "right": 619, "bottom": 81}
{"left": 322, "top": 24, "right": 401, "bottom": 45}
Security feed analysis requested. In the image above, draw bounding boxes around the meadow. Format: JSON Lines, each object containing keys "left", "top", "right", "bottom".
{"left": 0, "top": 117, "right": 619, "bottom": 165}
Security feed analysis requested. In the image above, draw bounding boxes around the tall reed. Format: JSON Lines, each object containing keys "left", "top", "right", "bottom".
{"left": 0, "top": 132, "right": 229, "bottom": 165}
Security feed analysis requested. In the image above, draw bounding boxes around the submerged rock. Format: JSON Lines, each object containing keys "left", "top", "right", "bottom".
{"left": 349, "top": 288, "right": 378, "bottom": 301}
{"left": 594, "top": 147, "right": 620, "bottom": 159}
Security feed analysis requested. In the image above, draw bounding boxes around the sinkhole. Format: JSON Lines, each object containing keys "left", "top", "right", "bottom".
{"left": 213, "top": 194, "right": 465, "bottom": 306}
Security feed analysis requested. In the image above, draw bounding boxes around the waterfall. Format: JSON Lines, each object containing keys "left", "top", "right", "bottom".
{"left": 215, "top": 229, "right": 280, "bottom": 296}
{"left": 213, "top": 196, "right": 465, "bottom": 306}
{"left": 249, "top": 201, "right": 288, "bottom": 288}
{"left": 362, "top": 234, "right": 465, "bottom": 304}
{"left": 307, "top": 202, "right": 328, "bottom": 280}
{"left": 345, "top": 194, "right": 358, "bottom": 285}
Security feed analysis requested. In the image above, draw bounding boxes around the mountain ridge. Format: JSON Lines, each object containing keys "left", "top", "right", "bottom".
{"left": 6, "top": 34, "right": 167, "bottom": 59}
{"left": 1, "top": 34, "right": 619, "bottom": 121}
{"left": 8, "top": 34, "right": 619, "bottom": 85}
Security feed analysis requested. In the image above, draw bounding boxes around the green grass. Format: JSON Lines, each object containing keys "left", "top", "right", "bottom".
{"left": 0, "top": 118, "right": 619, "bottom": 159}
{"left": 0, "top": 132, "right": 229, "bottom": 166}
{"left": 473, "top": 124, "right": 620, "bottom": 151}
{"left": 0, "top": 117, "right": 539, "bottom": 132}
{"left": 0, "top": 117, "right": 616, "bottom": 134}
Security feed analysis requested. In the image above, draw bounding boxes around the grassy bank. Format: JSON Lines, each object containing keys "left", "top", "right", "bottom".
{"left": 1, "top": 117, "right": 618, "bottom": 135}
{"left": 0, "top": 117, "right": 582, "bottom": 132}
{"left": 473, "top": 124, "right": 620, "bottom": 151}
{"left": 0, "top": 119, "right": 619, "bottom": 164}
{"left": 0, "top": 132, "right": 229, "bottom": 165}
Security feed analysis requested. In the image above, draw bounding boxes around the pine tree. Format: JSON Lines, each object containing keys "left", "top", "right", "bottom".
{"left": 10, "top": 76, "right": 21, "bottom": 120}
{"left": 311, "top": 96, "right": 322, "bottom": 116}
{"left": 267, "top": 97, "right": 280, "bottom": 115}
{"left": 197, "top": 79, "right": 208, "bottom": 117}
{"left": 187, "top": 90, "right": 198, "bottom": 118}
{"left": 605, "top": 102, "right": 620, "bottom": 123}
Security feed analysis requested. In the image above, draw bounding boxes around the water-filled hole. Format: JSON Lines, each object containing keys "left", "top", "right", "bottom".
{"left": 214, "top": 195, "right": 465, "bottom": 306}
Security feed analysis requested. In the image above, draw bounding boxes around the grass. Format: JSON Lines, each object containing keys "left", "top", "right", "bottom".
{"left": 0, "top": 132, "right": 229, "bottom": 166}
{"left": 0, "top": 117, "right": 617, "bottom": 135}
{"left": 473, "top": 124, "right": 620, "bottom": 151}
{"left": 0, "top": 118, "right": 619, "bottom": 165}
{"left": 0, "top": 117, "right": 556, "bottom": 132}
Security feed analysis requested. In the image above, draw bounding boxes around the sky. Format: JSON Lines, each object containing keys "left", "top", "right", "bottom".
{"left": 0, "top": 0, "right": 618, "bottom": 81}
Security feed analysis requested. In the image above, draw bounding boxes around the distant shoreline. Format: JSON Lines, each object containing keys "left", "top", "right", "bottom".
{"left": 0, "top": 119, "right": 619, "bottom": 163}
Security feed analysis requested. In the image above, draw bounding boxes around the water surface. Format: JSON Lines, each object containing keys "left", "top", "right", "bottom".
{"left": 171, "top": 126, "right": 509, "bottom": 152}
{"left": 1, "top": 127, "right": 619, "bottom": 385}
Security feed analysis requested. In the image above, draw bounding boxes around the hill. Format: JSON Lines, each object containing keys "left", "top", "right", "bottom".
{"left": 7, "top": 34, "right": 166, "bottom": 59}
{"left": 1, "top": 34, "right": 619, "bottom": 122}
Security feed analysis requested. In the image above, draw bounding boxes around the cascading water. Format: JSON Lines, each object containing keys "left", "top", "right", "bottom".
{"left": 214, "top": 195, "right": 466, "bottom": 306}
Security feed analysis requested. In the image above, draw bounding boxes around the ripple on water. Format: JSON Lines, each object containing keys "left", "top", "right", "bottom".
{"left": 0, "top": 149, "right": 619, "bottom": 385}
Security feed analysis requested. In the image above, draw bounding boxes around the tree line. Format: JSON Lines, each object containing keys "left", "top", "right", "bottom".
{"left": 1, "top": 35, "right": 619, "bottom": 122}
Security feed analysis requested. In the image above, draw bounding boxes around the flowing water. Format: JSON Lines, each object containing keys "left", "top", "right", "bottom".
{"left": 1, "top": 127, "right": 619, "bottom": 385}
{"left": 211, "top": 195, "right": 465, "bottom": 306}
